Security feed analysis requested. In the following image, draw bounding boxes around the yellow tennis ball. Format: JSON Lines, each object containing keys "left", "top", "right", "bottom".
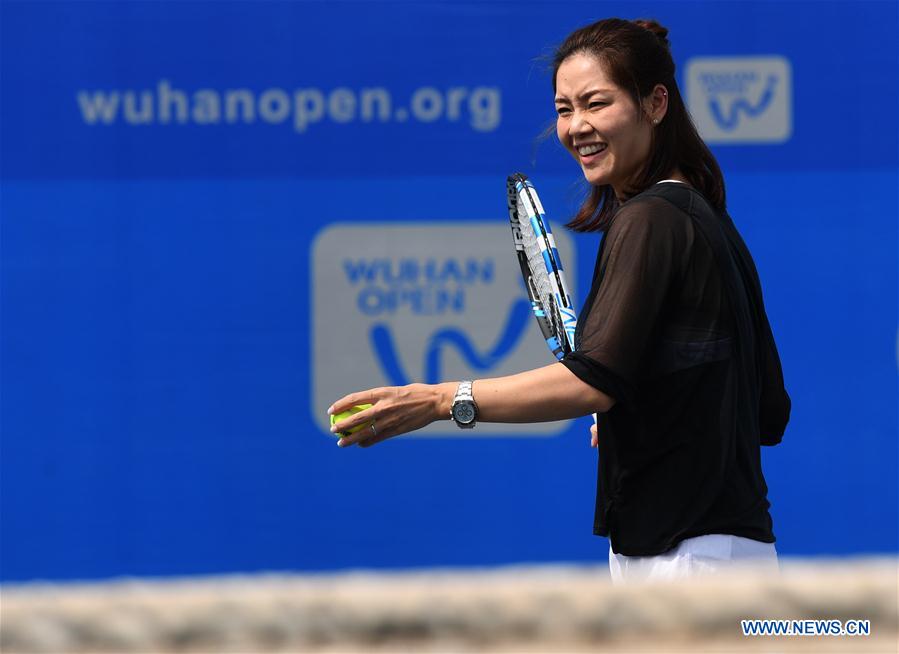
{"left": 329, "top": 403, "right": 373, "bottom": 437}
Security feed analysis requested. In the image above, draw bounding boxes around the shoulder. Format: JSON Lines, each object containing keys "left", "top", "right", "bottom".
{"left": 606, "top": 191, "right": 694, "bottom": 249}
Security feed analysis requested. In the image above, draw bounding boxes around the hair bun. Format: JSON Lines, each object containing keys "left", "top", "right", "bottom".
{"left": 633, "top": 19, "right": 670, "bottom": 47}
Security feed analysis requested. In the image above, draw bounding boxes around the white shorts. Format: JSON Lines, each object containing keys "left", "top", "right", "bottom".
{"left": 609, "top": 534, "right": 779, "bottom": 584}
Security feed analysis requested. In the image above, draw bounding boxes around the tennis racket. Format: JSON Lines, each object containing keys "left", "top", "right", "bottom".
{"left": 507, "top": 173, "right": 598, "bottom": 433}
{"left": 506, "top": 173, "right": 577, "bottom": 360}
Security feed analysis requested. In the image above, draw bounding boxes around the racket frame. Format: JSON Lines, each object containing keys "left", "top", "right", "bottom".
{"left": 506, "top": 172, "right": 578, "bottom": 360}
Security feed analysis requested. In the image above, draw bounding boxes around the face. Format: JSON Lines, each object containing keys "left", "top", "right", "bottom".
{"left": 555, "top": 53, "right": 660, "bottom": 198}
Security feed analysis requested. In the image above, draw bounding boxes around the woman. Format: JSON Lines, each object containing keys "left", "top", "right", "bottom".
{"left": 328, "top": 17, "right": 790, "bottom": 583}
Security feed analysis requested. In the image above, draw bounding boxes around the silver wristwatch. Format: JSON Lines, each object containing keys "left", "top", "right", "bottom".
{"left": 450, "top": 380, "right": 478, "bottom": 429}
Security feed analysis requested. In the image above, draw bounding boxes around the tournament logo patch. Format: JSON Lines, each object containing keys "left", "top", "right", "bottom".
{"left": 686, "top": 56, "right": 792, "bottom": 144}
{"left": 311, "top": 223, "right": 576, "bottom": 436}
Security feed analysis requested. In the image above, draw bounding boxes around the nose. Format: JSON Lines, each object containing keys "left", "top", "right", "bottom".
{"left": 568, "top": 109, "right": 592, "bottom": 138}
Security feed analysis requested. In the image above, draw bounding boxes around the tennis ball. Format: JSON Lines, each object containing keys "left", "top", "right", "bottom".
{"left": 329, "top": 403, "right": 373, "bottom": 437}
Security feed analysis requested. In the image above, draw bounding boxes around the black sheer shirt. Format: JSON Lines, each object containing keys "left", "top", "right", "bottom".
{"left": 561, "top": 182, "right": 790, "bottom": 556}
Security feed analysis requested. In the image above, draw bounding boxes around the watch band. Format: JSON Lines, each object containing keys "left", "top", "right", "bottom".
{"left": 455, "top": 380, "right": 474, "bottom": 403}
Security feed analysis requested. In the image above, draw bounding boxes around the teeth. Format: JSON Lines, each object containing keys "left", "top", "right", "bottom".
{"left": 577, "top": 143, "right": 607, "bottom": 156}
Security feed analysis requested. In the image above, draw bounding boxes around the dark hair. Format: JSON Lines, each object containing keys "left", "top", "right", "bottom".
{"left": 552, "top": 18, "right": 726, "bottom": 232}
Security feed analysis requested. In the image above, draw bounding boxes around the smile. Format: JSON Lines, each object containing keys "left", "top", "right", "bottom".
{"left": 576, "top": 143, "right": 607, "bottom": 156}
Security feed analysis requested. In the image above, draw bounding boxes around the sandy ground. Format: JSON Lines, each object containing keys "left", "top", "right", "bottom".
{"left": 2, "top": 558, "right": 897, "bottom": 653}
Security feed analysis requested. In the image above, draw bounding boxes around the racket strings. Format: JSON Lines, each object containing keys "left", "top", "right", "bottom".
{"left": 518, "top": 197, "right": 559, "bottom": 332}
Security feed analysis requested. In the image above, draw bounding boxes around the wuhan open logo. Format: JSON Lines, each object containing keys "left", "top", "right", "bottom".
{"left": 686, "top": 56, "right": 792, "bottom": 144}
{"left": 310, "top": 223, "right": 576, "bottom": 437}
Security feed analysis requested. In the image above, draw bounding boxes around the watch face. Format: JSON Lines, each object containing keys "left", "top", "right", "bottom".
{"left": 453, "top": 402, "right": 476, "bottom": 424}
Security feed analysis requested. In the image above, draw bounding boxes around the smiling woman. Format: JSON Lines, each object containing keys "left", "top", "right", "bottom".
{"left": 554, "top": 55, "right": 661, "bottom": 195}
{"left": 328, "top": 17, "right": 790, "bottom": 585}
{"left": 552, "top": 19, "right": 727, "bottom": 232}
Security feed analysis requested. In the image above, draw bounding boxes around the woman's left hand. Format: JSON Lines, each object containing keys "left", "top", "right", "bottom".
{"left": 328, "top": 383, "right": 450, "bottom": 448}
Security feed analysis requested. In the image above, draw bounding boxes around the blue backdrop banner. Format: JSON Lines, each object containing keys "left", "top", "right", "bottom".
{"left": 1, "top": 0, "right": 897, "bottom": 582}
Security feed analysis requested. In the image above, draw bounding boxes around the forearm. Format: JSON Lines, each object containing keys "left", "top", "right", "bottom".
{"left": 436, "top": 362, "right": 614, "bottom": 423}
{"left": 329, "top": 363, "right": 614, "bottom": 446}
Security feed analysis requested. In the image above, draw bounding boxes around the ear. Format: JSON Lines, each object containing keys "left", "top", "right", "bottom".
{"left": 644, "top": 84, "right": 669, "bottom": 124}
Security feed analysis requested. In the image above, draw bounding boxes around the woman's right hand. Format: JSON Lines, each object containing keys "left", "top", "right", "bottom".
{"left": 590, "top": 422, "right": 598, "bottom": 448}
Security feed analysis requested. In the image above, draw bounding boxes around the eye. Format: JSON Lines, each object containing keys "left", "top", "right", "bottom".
{"left": 589, "top": 101, "right": 607, "bottom": 109}
{"left": 556, "top": 106, "right": 571, "bottom": 116}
